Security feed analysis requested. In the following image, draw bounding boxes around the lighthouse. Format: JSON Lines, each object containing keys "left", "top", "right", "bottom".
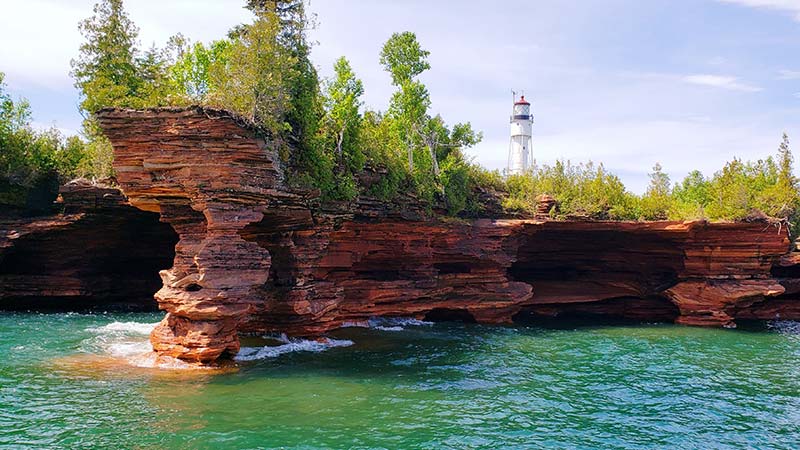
{"left": 508, "top": 94, "right": 533, "bottom": 176}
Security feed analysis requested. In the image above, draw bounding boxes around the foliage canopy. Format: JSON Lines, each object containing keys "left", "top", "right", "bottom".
{"left": 4, "top": 0, "right": 800, "bottom": 225}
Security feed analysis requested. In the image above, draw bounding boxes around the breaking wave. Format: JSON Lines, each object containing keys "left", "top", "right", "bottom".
{"left": 342, "top": 317, "right": 434, "bottom": 331}
{"left": 79, "top": 317, "right": 433, "bottom": 367}
{"left": 236, "top": 335, "right": 353, "bottom": 361}
{"left": 368, "top": 317, "right": 434, "bottom": 331}
{"left": 87, "top": 321, "right": 157, "bottom": 335}
{"left": 82, "top": 320, "right": 199, "bottom": 370}
{"left": 83, "top": 320, "right": 158, "bottom": 355}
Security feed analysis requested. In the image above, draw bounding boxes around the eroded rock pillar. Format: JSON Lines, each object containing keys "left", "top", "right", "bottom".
{"left": 150, "top": 205, "right": 270, "bottom": 363}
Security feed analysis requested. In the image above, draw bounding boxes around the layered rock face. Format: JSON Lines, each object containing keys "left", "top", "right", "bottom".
{"left": 510, "top": 221, "right": 792, "bottom": 327}
{"left": 0, "top": 180, "right": 177, "bottom": 311}
{"left": 96, "top": 107, "right": 800, "bottom": 365}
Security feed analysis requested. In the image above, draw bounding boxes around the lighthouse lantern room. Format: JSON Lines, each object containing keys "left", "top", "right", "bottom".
{"left": 508, "top": 93, "right": 533, "bottom": 176}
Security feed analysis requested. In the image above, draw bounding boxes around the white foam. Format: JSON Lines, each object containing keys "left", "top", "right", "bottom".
{"left": 87, "top": 321, "right": 158, "bottom": 335}
{"left": 107, "top": 341, "right": 152, "bottom": 358}
{"left": 373, "top": 325, "right": 405, "bottom": 332}
{"left": 82, "top": 320, "right": 171, "bottom": 368}
{"left": 367, "top": 317, "right": 434, "bottom": 331}
{"left": 235, "top": 337, "right": 354, "bottom": 361}
{"left": 126, "top": 352, "right": 203, "bottom": 370}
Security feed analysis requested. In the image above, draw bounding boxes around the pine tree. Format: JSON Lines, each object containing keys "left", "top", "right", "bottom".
{"left": 71, "top": 0, "right": 143, "bottom": 113}
{"left": 641, "top": 163, "right": 672, "bottom": 220}
{"left": 244, "top": 0, "right": 322, "bottom": 166}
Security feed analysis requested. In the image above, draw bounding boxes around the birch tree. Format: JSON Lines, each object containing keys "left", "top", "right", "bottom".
{"left": 380, "top": 32, "right": 431, "bottom": 171}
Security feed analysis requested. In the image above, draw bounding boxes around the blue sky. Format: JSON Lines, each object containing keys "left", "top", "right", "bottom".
{"left": 2, "top": 0, "right": 799, "bottom": 192}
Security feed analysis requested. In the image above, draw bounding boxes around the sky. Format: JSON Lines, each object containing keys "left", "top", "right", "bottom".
{"left": 2, "top": 0, "right": 800, "bottom": 193}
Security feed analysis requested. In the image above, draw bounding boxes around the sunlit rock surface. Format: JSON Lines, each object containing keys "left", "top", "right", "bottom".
{"left": 90, "top": 106, "right": 800, "bottom": 364}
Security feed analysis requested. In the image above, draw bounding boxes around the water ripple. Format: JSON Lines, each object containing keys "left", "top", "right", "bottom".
{"left": 1, "top": 314, "right": 800, "bottom": 448}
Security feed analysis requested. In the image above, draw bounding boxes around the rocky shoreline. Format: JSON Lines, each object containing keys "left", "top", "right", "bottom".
{"left": 3, "top": 106, "right": 799, "bottom": 365}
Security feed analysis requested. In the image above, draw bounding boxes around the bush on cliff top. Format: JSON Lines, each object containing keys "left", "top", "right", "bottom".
{"left": 57, "top": 0, "right": 800, "bottom": 225}
{"left": 503, "top": 161, "right": 640, "bottom": 220}
{"left": 70, "top": 0, "right": 493, "bottom": 214}
{"left": 502, "top": 133, "right": 799, "bottom": 231}
{"left": 0, "top": 72, "right": 89, "bottom": 210}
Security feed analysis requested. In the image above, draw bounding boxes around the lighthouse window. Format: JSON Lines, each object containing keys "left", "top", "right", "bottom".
{"left": 515, "top": 104, "right": 530, "bottom": 116}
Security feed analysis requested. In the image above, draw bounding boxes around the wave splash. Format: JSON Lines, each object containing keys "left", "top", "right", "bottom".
{"left": 87, "top": 321, "right": 157, "bottom": 335}
{"left": 80, "top": 316, "right": 431, "bottom": 367}
{"left": 368, "top": 317, "right": 434, "bottom": 331}
{"left": 236, "top": 335, "right": 354, "bottom": 361}
{"left": 83, "top": 320, "right": 199, "bottom": 370}
{"left": 342, "top": 317, "right": 434, "bottom": 332}
{"left": 84, "top": 321, "right": 158, "bottom": 356}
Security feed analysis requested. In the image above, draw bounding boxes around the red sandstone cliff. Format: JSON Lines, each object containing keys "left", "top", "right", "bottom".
{"left": 92, "top": 107, "right": 800, "bottom": 365}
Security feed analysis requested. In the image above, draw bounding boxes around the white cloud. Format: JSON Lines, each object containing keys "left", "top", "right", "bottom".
{"left": 2, "top": 0, "right": 798, "bottom": 193}
{"left": 0, "top": 0, "right": 251, "bottom": 90}
{"left": 794, "top": 92, "right": 800, "bottom": 98}
{"left": 718, "top": 0, "right": 800, "bottom": 21}
{"left": 683, "top": 74, "right": 763, "bottom": 92}
{"left": 778, "top": 69, "right": 800, "bottom": 79}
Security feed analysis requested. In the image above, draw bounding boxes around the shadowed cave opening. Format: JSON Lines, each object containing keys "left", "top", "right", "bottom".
{"left": 0, "top": 209, "right": 178, "bottom": 312}
{"left": 771, "top": 261, "right": 800, "bottom": 278}
{"left": 509, "top": 227, "right": 684, "bottom": 324}
{"left": 424, "top": 308, "right": 477, "bottom": 323}
{"left": 513, "top": 296, "right": 680, "bottom": 327}
{"left": 239, "top": 209, "right": 317, "bottom": 289}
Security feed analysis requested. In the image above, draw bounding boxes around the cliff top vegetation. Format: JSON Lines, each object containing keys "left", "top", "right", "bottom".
{"left": 1, "top": 0, "right": 797, "bottom": 231}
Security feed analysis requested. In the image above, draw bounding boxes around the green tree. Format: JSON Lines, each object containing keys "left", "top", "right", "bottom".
{"left": 71, "top": 0, "right": 144, "bottom": 113}
{"left": 207, "top": 13, "right": 295, "bottom": 136}
{"left": 502, "top": 160, "right": 637, "bottom": 220}
{"left": 0, "top": 73, "right": 32, "bottom": 166}
{"left": 641, "top": 162, "right": 672, "bottom": 220}
{"left": 379, "top": 32, "right": 431, "bottom": 85}
{"left": 776, "top": 133, "right": 796, "bottom": 198}
{"left": 762, "top": 132, "right": 799, "bottom": 219}
{"left": 324, "top": 57, "right": 365, "bottom": 172}
{"left": 359, "top": 110, "right": 409, "bottom": 200}
{"left": 380, "top": 32, "right": 431, "bottom": 171}
{"left": 244, "top": 0, "right": 323, "bottom": 174}
{"left": 71, "top": 0, "right": 177, "bottom": 178}
{"left": 167, "top": 36, "right": 231, "bottom": 102}
{"left": 0, "top": 72, "right": 88, "bottom": 207}
{"left": 670, "top": 170, "right": 710, "bottom": 219}
{"left": 0, "top": 72, "right": 32, "bottom": 185}
{"left": 705, "top": 158, "right": 751, "bottom": 219}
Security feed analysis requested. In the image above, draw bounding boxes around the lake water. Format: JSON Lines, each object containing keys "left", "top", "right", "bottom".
{"left": 1, "top": 312, "right": 799, "bottom": 449}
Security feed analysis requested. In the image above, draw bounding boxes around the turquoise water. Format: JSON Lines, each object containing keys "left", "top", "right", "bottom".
{"left": 1, "top": 312, "right": 799, "bottom": 449}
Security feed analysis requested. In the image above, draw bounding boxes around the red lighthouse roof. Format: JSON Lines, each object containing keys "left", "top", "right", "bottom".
{"left": 515, "top": 95, "right": 530, "bottom": 105}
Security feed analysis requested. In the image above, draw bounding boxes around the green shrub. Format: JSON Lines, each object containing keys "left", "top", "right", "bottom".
{"left": 1, "top": 72, "right": 90, "bottom": 209}
{"left": 504, "top": 160, "right": 637, "bottom": 220}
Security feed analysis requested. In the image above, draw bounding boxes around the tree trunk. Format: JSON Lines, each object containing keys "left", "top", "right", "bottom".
{"left": 428, "top": 143, "right": 440, "bottom": 176}
{"left": 336, "top": 123, "right": 346, "bottom": 169}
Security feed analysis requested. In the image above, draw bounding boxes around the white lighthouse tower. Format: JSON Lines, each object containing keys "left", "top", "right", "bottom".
{"left": 507, "top": 94, "right": 533, "bottom": 175}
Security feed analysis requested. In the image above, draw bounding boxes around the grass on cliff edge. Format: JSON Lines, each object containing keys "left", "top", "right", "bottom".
{"left": 502, "top": 135, "right": 799, "bottom": 232}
